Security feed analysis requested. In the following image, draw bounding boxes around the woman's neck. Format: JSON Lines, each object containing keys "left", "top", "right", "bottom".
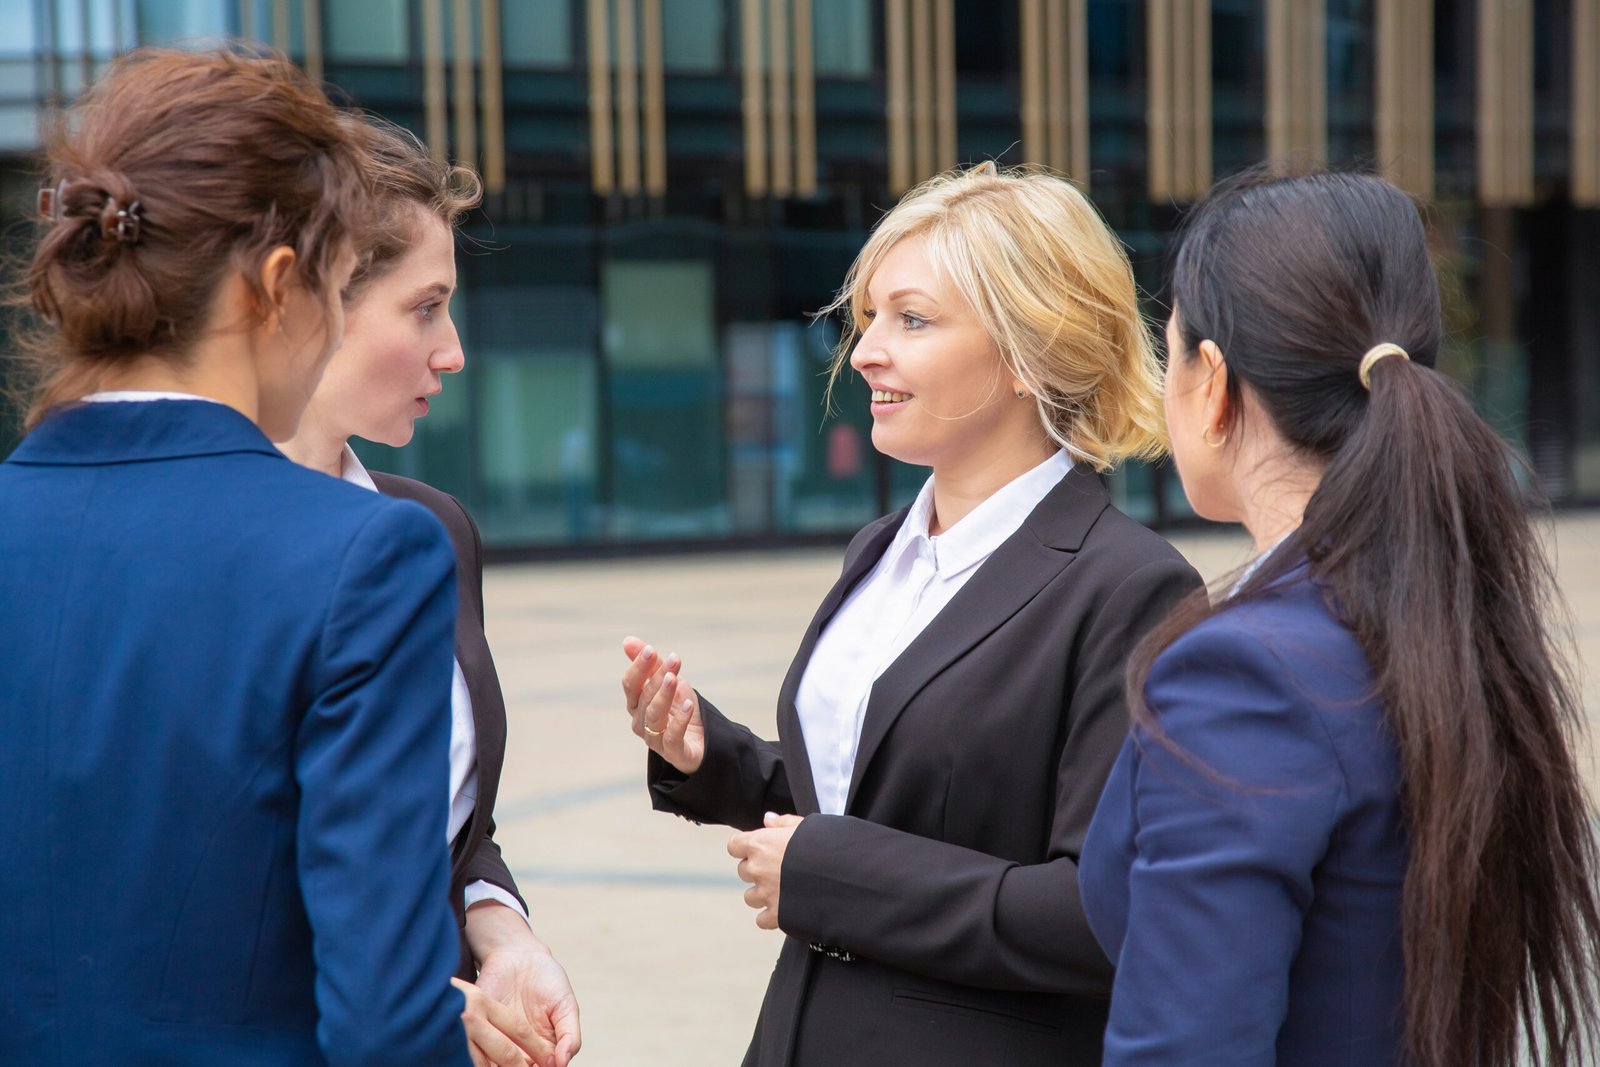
{"left": 1234, "top": 450, "right": 1324, "bottom": 554}
{"left": 276, "top": 403, "right": 348, "bottom": 479}
{"left": 94, "top": 344, "right": 260, "bottom": 425}
{"left": 928, "top": 436, "right": 1056, "bottom": 536}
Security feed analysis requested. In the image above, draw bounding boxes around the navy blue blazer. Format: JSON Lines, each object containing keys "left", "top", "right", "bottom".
{"left": 0, "top": 401, "right": 473, "bottom": 1067}
{"left": 1079, "top": 566, "right": 1408, "bottom": 1065}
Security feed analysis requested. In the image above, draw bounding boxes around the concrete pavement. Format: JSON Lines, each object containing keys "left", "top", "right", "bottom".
{"left": 483, "top": 512, "right": 1600, "bottom": 1066}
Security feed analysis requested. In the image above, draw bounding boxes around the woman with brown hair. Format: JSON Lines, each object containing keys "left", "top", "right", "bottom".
{"left": 1079, "top": 166, "right": 1600, "bottom": 1065}
{"left": 281, "top": 118, "right": 580, "bottom": 1067}
{"left": 0, "top": 49, "right": 476, "bottom": 1066}
{"left": 619, "top": 163, "right": 1201, "bottom": 1065}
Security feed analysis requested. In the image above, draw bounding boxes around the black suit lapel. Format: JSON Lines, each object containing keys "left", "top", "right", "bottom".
{"left": 843, "top": 465, "right": 1111, "bottom": 812}
{"left": 775, "top": 509, "right": 906, "bottom": 815}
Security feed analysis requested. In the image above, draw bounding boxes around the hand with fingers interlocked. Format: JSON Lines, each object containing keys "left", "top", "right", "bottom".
{"left": 620, "top": 635, "right": 706, "bottom": 775}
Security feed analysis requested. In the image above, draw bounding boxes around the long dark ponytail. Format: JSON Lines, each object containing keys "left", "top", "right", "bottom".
{"left": 1132, "top": 165, "right": 1600, "bottom": 1066}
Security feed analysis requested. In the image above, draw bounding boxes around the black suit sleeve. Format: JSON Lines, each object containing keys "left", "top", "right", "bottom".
{"left": 450, "top": 493, "right": 526, "bottom": 913}
{"left": 776, "top": 556, "right": 1202, "bottom": 993}
{"left": 646, "top": 695, "right": 796, "bottom": 832}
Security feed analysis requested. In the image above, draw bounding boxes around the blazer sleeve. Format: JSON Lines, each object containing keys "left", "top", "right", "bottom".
{"left": 1097, "top": 621, "right": 1345, "bottom": 1065}
{"left": 646, "top": 694, "right": 796, "bottom": 831}
{"left": 295, "top": 503, "right": 473, "bottom": 1067}
{"left": 452, "top": 494, "right": 527, "bottom": 912}
{"left": 462, "top": 818, "right": 523, "bottom": 909}
{"left": 777, "top": 556, "right": 1202, "bottom": 993}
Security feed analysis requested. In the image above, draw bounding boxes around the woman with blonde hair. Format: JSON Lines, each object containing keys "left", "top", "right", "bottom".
{"left": 618, "top": 162, "right": 1201, "bottom": 1065}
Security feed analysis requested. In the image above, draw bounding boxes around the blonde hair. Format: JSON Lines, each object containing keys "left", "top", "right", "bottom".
{"left": 821, "top": 162, "right": 1167, "bottom": 471}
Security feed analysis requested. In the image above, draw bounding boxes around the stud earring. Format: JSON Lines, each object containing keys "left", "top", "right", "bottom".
{"left": 1016, "top": 390, "right": 1028, "bottom": 399}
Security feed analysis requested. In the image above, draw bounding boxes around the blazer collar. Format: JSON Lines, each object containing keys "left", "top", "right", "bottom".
{"left": 776, "top": 464, "right": 1112, "bottom": 814}
{"left": 844, "top": 465, "right": 1109, "bottom": 808}
{"left": 8, "top": 400, "right": 282, "bottom": 467}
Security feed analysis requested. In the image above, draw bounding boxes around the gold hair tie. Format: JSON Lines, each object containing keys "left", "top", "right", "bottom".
{"left": 1358, "top": 343, "right": 1409, "bottom": 391}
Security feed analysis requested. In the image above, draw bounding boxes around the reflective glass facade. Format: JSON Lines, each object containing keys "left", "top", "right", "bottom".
{"left": 4, "top": 0, "right": 1598, "bottom": 554}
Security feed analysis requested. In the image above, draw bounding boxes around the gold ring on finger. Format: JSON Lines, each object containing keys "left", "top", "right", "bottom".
{"left": 643, "top": 721, "right": 663, "bottom": 737}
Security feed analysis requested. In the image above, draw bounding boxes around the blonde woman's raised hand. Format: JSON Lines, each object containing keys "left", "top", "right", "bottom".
{"left": 621, "top": 636, "right": 705, "bottom": 775}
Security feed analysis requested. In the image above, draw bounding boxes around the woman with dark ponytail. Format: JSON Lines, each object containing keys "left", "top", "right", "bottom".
{"left": 1079, "top": 166, "right": 1600, "bottom": 1066}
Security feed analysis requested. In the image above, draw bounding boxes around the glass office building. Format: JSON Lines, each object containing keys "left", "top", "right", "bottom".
{"left": 4, "top": 1, "right": 1598, "bottom": 554}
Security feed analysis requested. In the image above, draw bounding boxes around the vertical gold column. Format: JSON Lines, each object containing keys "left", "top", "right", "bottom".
{"left": 481, "top": 0, "right": 506, "bottom": 194}
{"left": 934, "top": 0, "right": 956, "bottom": 172}
{"left": 1067, "top": 0, "right": 1089, "bottom": 184}
{"left": 78, "top": 0, "right": 92, "bottom": 86}
{"left": 452, "top": 0, "right": 478, "bottom": 175}
{"left": 1376, "top": 0, "right": 1433, "bottom": 198}
{"left": 301, "top": 0, "right": 322, "bottom": 83}
{"left": 1021, "top": 0, "right": 1046, "bottom": 166}
{"left": 769, "top": 0, "right": 793, "bottom": 196}
{"left": 741, "top": 0, "right": 768, "bottom": 196}
{"left": 423, "top": 0, "right": 448, "bottom": 166}
{"left": 1478, "top": 0, "right": 1533, "bottom": 206}
{"left": 910, "top": 3, "right": 936, "bottom": 181}
{"left": 642, "top": 0, "right": 666, "bottom": 195}
{"left": 271, "top": 0, "right": 290, "bottom": 51}
{"left": 1576, "top": 0, "right": 1600, "bottom": 205}
{"left": 792, "top": 0, "right": 817, "bottom": 196}
{"left": 1170, "top": 0, "right": 1195, "bottom": 195}
{"left": 1147, "top": 0, "right": 1210, "bottom": 201}
{"left": 1045, "top": 0, "right": 1067, "bottom": 171}
{"left": 587, "top": 0, "right": 615, "bottom": 193}
{"left": 1147, "top": 0, "right": 1173, "bottom": 200}
{"left": 1191, "top": 0, "right": 1211, "bottom": 193}
{"left": 615, "top": 0, "right": 640, "bottom": 192}
{"left": 886, "top": 0, "right": 912, "bottom": 193}
{"left": 1266, "top": 0, "right": 1325, "bottom": 163}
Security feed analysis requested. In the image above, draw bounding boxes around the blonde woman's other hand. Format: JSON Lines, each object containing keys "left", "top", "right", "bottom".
{"left": 621, "top": 636, "right": 705, "bottom": 775}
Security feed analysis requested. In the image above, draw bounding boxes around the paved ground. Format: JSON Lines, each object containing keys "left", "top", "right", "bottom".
{"left": 483, "top": 512, "right": 1600, "bottom": 1066}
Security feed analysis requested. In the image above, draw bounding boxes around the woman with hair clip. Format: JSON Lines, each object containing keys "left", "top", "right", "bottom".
{"left": 0, "top": 49, "right": 479, "bottom": 1066}
{"left": 280, "top": 118, "right": 579, "bottom": 1067}
{"left": 1079, "top": 166, "right": 1600, "bottom": 1066}
{"left": 618, "top": 163, "right": 1202, "bottom": 1065}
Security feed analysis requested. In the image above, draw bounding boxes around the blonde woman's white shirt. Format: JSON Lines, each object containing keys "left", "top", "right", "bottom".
{"left": 796, "top": 449, "right": 1073, "bottom": 816}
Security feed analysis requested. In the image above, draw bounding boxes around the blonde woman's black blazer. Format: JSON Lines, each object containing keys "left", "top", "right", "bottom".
{"left": 371, "top": 471, "right": 524, "bottom": 979}
{"left": 647, "top": 463, "right": 1202, "bottom": 1066}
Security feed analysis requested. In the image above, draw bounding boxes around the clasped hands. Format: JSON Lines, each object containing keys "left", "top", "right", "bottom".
{"left": 622, "top": 637, "right": 804, "bottom": 930}
{"left": 452, "top": 902, "right": 582, "bottom": 1067}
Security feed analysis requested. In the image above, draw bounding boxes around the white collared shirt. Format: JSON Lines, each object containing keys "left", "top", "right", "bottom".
{"left": 795, "top": 450, "right": 1073, "bottom": 815}
{"left": 340, "top": 447, "right": 526, "bottom": 922}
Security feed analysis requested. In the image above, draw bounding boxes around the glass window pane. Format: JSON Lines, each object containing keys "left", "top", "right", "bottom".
{"left": 813, "top": 0, "right": 870, "bottom": 77}
{"left": 0, "top": 4, "right": 35, "bottom": 56}
{"left": 663, "top": 0, "right": 725, "bottom": 73}
{"left": 603, "top": 259, "right": 726, "bottom": 537}
{"left": 503, "top": 0, "right": 573, "bottom": 67}
{"left": 136, "top": 0, "right": 231, "bottom": 44}
{"left": 471, "top": 286, "right": 601, "bottom": 544}
{"left": 327, "top": 0, "right": 410, "bottom": 61}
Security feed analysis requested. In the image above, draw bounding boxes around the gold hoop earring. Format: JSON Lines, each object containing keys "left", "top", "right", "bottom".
{"left": 1202, "top": 426, "right": 1227, "bottom": 449}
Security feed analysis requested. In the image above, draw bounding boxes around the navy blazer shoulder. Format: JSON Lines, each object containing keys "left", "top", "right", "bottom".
{"left": 0, "top": 401, "right": 472, "bottom": 1067}
{"left": 1080, "top": 567, "right": 1408, "bottom": 1066}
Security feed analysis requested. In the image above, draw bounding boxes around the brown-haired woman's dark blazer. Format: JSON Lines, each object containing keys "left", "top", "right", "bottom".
{"left": 370, "top": 471, "right": 524, "bottom": 980}
{"left": 647, "top": 464, "right": 1203, "bottom": 1066}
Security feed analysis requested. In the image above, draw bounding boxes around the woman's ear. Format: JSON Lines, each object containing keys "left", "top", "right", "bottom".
{"left": 255, "top": 246, "right": 299, "bottom": 328}
{"left": 1197, "top": 339, "right": 1231, "bottom": 438}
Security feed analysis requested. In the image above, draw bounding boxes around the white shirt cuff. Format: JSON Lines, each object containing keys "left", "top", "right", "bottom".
{"left": 464, "top": 879, "right": 530, "bottom": 927}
